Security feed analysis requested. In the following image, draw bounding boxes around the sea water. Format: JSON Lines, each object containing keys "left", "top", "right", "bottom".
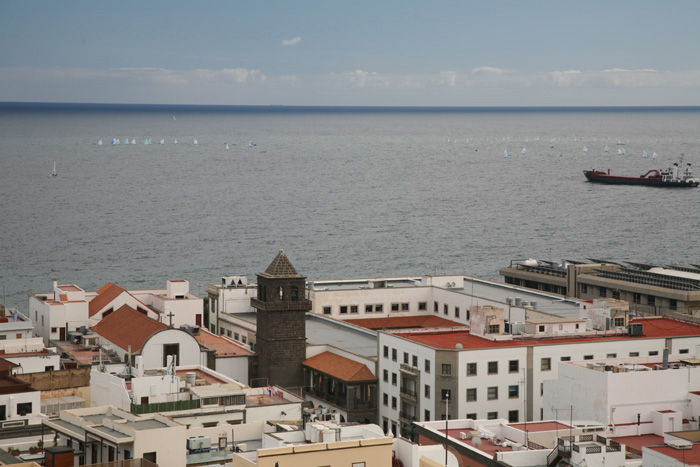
{"left": 1, "top": 103, "right": 699, "bottom": 313}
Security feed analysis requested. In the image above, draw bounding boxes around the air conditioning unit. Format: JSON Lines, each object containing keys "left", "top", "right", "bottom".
{"left": 668, "top": 440, "right": 692, "bottom": 450}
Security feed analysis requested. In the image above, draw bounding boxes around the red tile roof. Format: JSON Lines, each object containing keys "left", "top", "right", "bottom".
{"left": 648, "top": 444, "right": 700, "bottom": 464}
{"left": 89, "top": 283, "right": 128, "bottom": 317}
{"left": 303, "top": 351, "right": 376, "bottom": 382}
{"left": 195, "top": 330, "right": 255, "bottom": 357}
{"left": 59, "top": 294, "right": 68, "bottom": 302}
{"left": 58, "top": 285, "right": 82, "bottom": 292}
{"left": 398, "top": 317, "right": 700, "bottom": 350}
{"left": 346, "top": 315, "right": 463, "bottom": 330}
{"left": 91, "top": 305, "right": 167, "bottom": 352}
{"left": 612, "top": 434, "right": 664, "bottom": 452}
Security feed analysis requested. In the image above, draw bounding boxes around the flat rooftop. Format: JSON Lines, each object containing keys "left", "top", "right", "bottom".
{"left": 194, "top": 330, "right": 254, "bottom": 357}
{"left": 397, "top": 317, "right": 700, "bottom": 350}
{"left": 344, "top": 315, "right": 463, "bottom": 330}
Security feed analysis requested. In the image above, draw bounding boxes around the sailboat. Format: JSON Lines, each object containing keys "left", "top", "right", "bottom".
{"left": 225, "top": 143, "right": 230, "bottom": 150}
{"left": 249, "top": 140, "right": 256, "bottom": 147}
{"left": 194, "top": 139, "right": 198, "bottom": 145}
{"left": 160, "top": 139, "right": 165, "bottom": 145}
{"left": 583, "top": 146, "right": 588, "bottom": 153}
{"left": 621, "top": 148, "right": 626, "bottom": 155}
{"left": 605, "top": 145, "right": 610, "bottom": 152}
{"left": 504, "top": 150, "right": 509, "bottom": 158}
{"left": 98, "top": 139, "right": 103, "bottom": 146}
{"left": 522, "top": 148, "right": 527, "bottom": 155}
{"left": 174, "top": 139, "right": 178, "bottom": 144}
{"left": 124, "top": 139, "right": 129, "bottom": 145}
{"left": 50, "top": 162, "right": 58, "bottom": 177}
{"left": 653, "top": 152, "right": 658, "bottom": 159}
{"left": 131, "top": 139, "right": 136, "bottom": 145}
{"left": 618, "top": 148, "right": 622, "bottom": 155}
{"left": 643, "top": 151, "right": 648, "bottom": 158}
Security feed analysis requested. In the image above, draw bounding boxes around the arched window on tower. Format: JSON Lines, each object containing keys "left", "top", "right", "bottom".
{"left": 290, "top": 286, "right": 299, "bottom": 301}
{"left": 279, "top": 286, "right": 284, "bottom": 300}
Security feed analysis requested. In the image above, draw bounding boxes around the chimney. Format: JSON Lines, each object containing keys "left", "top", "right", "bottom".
{"left": 53, "top": 277, "right": 58, "bottom": 290}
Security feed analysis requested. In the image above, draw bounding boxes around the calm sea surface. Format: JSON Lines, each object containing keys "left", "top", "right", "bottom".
{"left": 1, "top": 104, "right": 699, "bottom": 314}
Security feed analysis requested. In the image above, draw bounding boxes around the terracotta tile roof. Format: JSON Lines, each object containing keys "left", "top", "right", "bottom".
{"left": 398, "top": 317, "right": 700, "bottom": 350}
{"left": 346, "top": 315, "right": 463, "bottom": 330}
{"left": 89, "top": 283, "right": 127, "bottom": 317}
{"left": 195, "top": 330, "right": 255, "bottom": 357}
{"left": 59, "top": 294, "right": 68, "bottom": 302}
{"left": 91, "top": 305, "right": 167, "bottom": 352}
{"left": 303, "top": 351, "right": 376, "bottom": 383}
{"left": 260, "top": 250, "right": 303, "bottom": 278}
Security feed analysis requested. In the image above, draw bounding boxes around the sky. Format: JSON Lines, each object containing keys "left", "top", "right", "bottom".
{"left": 1, "top": 0, "right": 700, "bottom": 106}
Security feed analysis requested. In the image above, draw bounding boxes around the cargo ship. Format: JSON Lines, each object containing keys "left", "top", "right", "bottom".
{"left": 583, "top": 162, "right": 699, "bottom": 187}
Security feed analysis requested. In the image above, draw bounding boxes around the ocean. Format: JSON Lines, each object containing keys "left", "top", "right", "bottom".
{"left": 1, "top": 103, "right": 699, "bottom": 314}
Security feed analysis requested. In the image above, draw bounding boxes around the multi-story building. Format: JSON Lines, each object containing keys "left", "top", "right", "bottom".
{"left": 30, "top": 279, "right": 204, "bottom": 346}
{"left": 500, "top": 259, "right": 700, "bottom": 316}
{"left": 378, "top": 303, "right": 700, "bottom": 439}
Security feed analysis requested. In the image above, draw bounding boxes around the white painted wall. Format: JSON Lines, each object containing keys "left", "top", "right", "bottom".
{"left": 213, "top": 355, "right": 249, "bottom": 384}
{"left": 131, "top": 416, "right": 187, "bottom": 467}
{"left": 90, "top": 370, "right": 132, "bottom": 410}
{"left": 139, "top": 329, "right": 205, "bottom": 369}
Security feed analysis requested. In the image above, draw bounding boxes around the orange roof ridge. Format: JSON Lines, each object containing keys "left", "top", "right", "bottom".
{"left": 89, "top": 283, "right": 127, "bottom": 317}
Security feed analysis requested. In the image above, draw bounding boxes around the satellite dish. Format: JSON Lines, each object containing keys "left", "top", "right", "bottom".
{"left": 472, "top": 437, "right": 482, "bottom": 448}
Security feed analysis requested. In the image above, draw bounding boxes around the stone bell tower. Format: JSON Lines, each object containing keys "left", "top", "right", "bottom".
{"left": 252, "top": 250, "right": 311, "bottom": 389}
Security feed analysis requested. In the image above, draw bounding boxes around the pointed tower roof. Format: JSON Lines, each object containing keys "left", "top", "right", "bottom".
{"left": 260, "top": 250, "right": 303, "bottom": 278}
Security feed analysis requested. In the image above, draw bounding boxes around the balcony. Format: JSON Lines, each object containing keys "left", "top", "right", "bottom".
{"left": 399, "top": 411, "right": 417, "bottom": 422}
{"left": 399, "top": 386, "right": 418, "bottom": 402}
{"left": 400, "top": 363, "right": 420, "bottom": 375}
{"left": 250, "top": 298, "right": 312, "bottom": 312}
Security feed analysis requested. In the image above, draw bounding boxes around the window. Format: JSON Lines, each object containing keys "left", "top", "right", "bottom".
{"left": 323, "top": 306, "right": 331, "bottom": 315}
{"left": 425, "top": 360, "right": 430, "bottom": 373}
{"left": 383, "top": 419, "right": 388, "bottom": 433}
{"left": 143, "top": 452, "right": 157, "bottom": 463}
{"left": 392, "top": 348, "right": 397, "bottom": 361}
{"left": 607, "top": 353, "right": 617, "bottom": 358}
{"left": 509, "top": 385, "right": 519, "bottom": 398}
{"left": 466, "top": 413, "right": 477, "bottom": 420}
{"left": 444, "top": 304, "right": 448, "bottom": 315}
{"left": 352, "top": 463, "right": 366, "bottom": 467}
{"left": 412, "top": 355, "right": 418, "bottom": 367}
{"left": 383, "top": 394, "right": 388, "bottom": 406}
{"left": 466, "top": 388, "right": 477, "bottom": 402}
{"left": 509, "top": 360, "right": 519, "bottom": 373}
{"left": 391, "top": 303, "right": 399, "bottom": 312}
{"left": 392, "top": 373, "right": 397, "bottom": 385}
{"left": 489, "top": 324, "right": 500, "bottom": 334}
{"left": 467, "top": 362, "right": 477, "bottom": 376}
{"left": 365, "top": 304, "right": 373, "bottom": 313}
{"left": 487, "top": 412, "right": 498, "bottom": 420}
{"left": 649, "top": 350, "right": 659, "bottom": 356}
{"left": 383, "top": 346, "right": 389, "bottom": 358}
{"left": 680, "top": 349, "right": 690, "bottom": 354}
{"left": 383, "top": 370, "right": 388, "bottom": 382}
{"left": 401, "top": 303, "right": 409, "bottom": 311}
{"left": 541, "top": 358, "right": 551, "bottom": 371}
{"left": 538, "top": 325, "right": 545, "bottom": 332}
{"left": 425, "top": 384, "right": 430, "bottom": 398}
{"left": 580, "top": 283, "right": 588, "bottom": 294}
{"left": 633, "top": 293, "right": 641, "bottom": 304}
{"left": 51, "top": 327, "right": 57, "bottom": 333}
{"left": 508, "top": 410, "right": 519, "bottom": 423}
{"left": 392, "top": 397, "right": 397, "bottom": 409}
{"left": 424, "top": 410, "right": 430, "bottom": 421}
{"left": 17, "top": 402, "right": 32, "bottom": 415}
{"left": 455, "top": 307, "right": 460, "bottom": 318}
{"left": 403, "top": 352, "right": 409, "bottom": 364}
{"left": 614, "top": 317, "right": 625, "bottom": 326}
{"left": 584, "top": 355, "right": 593, "bottom": 360}
{"left": 561, "top": 356, "right": 571, "bottom": 361}
{"left": 629, "top": 352, "right": 639, "bottom": 357}
{"left": 340, "top": 306, "right": 348, "bottom": 314}
{"left": 612, "top": 290, "right": 620, "bottom": 300}
{"left": 441, "top": 364, "right": 451, "bottom": 376}
{"left": 600, "top": 287, "right": 607, "bottom": 297}
{"left": 648, "top": 295, "right": 656, "bottom": 306}
{"left": 487, "top": 361, "right": 498, "bottom": 374}
{"left": 227, "top": 330, "right": 232, "bottom": 337}
{"left": 418, "top": 302, "right": 427, "bottom": 311}
{"left": 375, "top": 304, "right": 383, "bottom": 312}
{"left": 434, "top": 301, "right": 439, "bottom": 312}
{"left": 670, "top": 299, "right": 678, "bottom": 311}
{"left": 441, "top": 389, "right": 451, "bottom": 401}
{"left": 487, "top": 387, "right": 498, "bottom": 400}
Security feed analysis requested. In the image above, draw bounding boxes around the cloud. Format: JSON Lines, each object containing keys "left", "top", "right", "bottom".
{"left": 440, "top": 71, "right": 457, "bottom": 87}
{"left": 194, "top": 68, "right": 266, "bottom": 84}
{"left": 471, "top": 67, "right": 511, "bottom": 75}
{"left": 281, "top": 37, "right": 302, "bottom": 46}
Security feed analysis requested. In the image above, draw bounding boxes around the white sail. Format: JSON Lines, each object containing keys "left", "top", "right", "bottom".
{"left": 225, "top": 143, "right": 230, "bottom": 150}
{"left": 194, "top": 139, "right": 198, "bottom": 145}
{"left": 131, "top": 139, "right": 136, "bottom": 145}
{"left": 51, "top": 162, "right": 57, "bottom": 177}
{"left": 522, "top": 148, "right": 527, "bottom": 154}
{"left": 160, "top": 139, "right": 165, "bottom": 144}
{"left": 174, "top": 139, "right": 178, "bottom": 144}
{"left": 583, "top": 146, "right": 588, "bottom": 152}
{"left": 98, "top": 139, "right": 103, "bottom": 146}
{"left": 124, "top": 139, "right": 129, "bottom": 145}
{"left": 504, "top": 150, "right": 509, "bottom": 158}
